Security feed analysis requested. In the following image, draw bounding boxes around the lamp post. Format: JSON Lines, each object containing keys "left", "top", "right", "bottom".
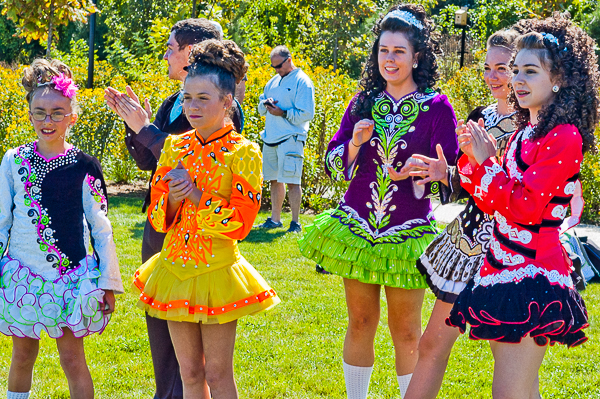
{"left": 454, "top": 7, "right": 468, "bottom": 69}
{"left": 86, "top": 0, "right": 96, "bottom": 89}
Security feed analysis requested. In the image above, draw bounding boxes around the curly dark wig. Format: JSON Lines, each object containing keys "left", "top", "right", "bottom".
{"left": 508, "top": 13, "right": 600, "bottom": 154}
{"left": 352, "top": 3, "right": 441, "bottom": 118}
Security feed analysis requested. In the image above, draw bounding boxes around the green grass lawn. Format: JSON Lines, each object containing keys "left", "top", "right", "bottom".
{"left": 0, "top": 191, "right": 598, "bottom": 398}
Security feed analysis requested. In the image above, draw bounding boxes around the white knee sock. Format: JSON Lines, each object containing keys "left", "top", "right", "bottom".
{"left": 7, "top": 392, "right": 31, "bottom": 399}
{"left": 343, "top": 361, "right": 373, "bottom": 399}
{"left": 397, "top": 373, "right": 413, "bottom": 398}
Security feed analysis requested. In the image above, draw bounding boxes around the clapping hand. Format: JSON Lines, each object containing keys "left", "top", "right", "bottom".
{"left": 164, "top": 161, "right": 196, "bottom": 202}
{"left": 407, "top": 144, "right": 449, "bottom": 186}
{"left": 388, "top": 156, "right": 427, "bottom": 181}
{"left": 467, "top": 119, "right": 497, "bottom": 165}
{"left": 456, "top": 119, "right": 474, "bottom": 159}
{"left": 104, "top": 86, "right": 152, "bottom": 133}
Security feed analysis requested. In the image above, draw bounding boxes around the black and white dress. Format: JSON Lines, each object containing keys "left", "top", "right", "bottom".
{"left": 0, "top": 142, "right": 123, "bottom": 339}
{"left": 416, "top": 104, "right": 516, "bottom": 303}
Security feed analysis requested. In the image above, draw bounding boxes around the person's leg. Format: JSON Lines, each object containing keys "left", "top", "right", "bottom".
{"left": 489, "top": 338, "right": 547, "bottom": 399}
{"left": 288, "top": 183, "right": 302, "bottom": 223}
{"left": 146, "top": 314, "right": 186, "bottom": 399}
{"left": 530, "top": 376, "right": 541, "bottom": 399}
{"left": 142, "top": 222, "right": 184, "bottom": 399}
{"left": 384, "top": 286, "right": 425, "bottom": 398}
{"left": 55, "top": 329, "right": 94, "bottom": 399}
{"left": 343, "top": 278, "right": 381, "bottom": 399}
{"left": 201, "top": 321, "right": 238, "bottom": 399}
{"left": 270, "top": 181, "right": 286, "bottom": 223}
{"left": 167, "top": 321, "right": 210, "bottom": 399}
{"left": 404, "top": 299, "right": 460, "bottom": 399}
{"left": 8, "top": 337, "right": 39, "bottom": 394}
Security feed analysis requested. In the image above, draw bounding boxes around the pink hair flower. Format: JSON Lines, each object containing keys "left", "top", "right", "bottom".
{"left": 51, "top": 73, "right": 78, "bottom": 99}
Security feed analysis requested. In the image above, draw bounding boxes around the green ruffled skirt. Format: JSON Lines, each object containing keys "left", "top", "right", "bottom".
{"left": 298, "top": 209, "right": 435, "bottom": 288}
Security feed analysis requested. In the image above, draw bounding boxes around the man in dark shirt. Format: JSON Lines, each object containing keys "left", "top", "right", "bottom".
{"left": 104, "top": 18, "right": 242, "bottom": 399}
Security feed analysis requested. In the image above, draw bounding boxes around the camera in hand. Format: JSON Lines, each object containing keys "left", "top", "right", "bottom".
{"left": 264, "top": 99, "right": 275, "bottom": 107}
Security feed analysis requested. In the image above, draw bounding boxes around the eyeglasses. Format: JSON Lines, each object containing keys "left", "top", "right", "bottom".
{"left": 271, "top": 57, "right": 289, "bottom": 69}
{"left": 29, "top": 111, "right": 72, "bottom": 122}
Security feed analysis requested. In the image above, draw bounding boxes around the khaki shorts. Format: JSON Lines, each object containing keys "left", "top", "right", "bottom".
{"left": 262, "top": 136, "right": 304, "bottom": 184}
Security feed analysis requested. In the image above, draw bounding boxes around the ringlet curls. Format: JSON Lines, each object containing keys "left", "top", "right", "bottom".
{"left": 22, "top": 59, "right": 80, "bottom": 113}
{"left": 352, "top": 3, "right": 441, "bottom": 118}
{"left": 508, "top": 13, "right": 600, "bottom": 154}
{"left": 186, "top": 39, "right": 248, "bottom": 99}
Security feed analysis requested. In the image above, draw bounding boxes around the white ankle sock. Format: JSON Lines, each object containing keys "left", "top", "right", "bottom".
{"left": 343, "top": 361, "right": 373, "bottom": 399}
{"left": 7, "top": 392, "right": 31, "bottom": 399}
{"left": 397, "top": 373, "right": 413, "bottom": 398}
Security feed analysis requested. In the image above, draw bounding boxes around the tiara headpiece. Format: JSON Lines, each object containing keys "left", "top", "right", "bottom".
{"left": 382, "top": 10, "right": 424, "bottom": 31}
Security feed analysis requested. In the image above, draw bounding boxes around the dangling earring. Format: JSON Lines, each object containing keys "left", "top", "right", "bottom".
{"left": 552, "top": 85, "right": 560, "bottom": 93}
{"left": 412, "top": 62, "right": 418, "bottom": 69}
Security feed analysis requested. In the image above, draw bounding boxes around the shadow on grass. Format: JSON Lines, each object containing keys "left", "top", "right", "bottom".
{"left": 129, "top": 221, "right": 145, "bottom": 240}
{"left": 108, "top": 192, "right": 145, "bottom": 209}
{"left": 243, "top": 229, "right": 289, "bottom": 243}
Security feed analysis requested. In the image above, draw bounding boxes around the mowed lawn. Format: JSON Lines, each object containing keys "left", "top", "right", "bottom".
{"left": 0, "top": 190, "right": 598, "bottom": 398}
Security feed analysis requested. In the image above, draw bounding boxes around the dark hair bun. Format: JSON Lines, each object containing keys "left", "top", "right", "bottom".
{"left": 189, "top": 39, "right": 248, "bottom": 84}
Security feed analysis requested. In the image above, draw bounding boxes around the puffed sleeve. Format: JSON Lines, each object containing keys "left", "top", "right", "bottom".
{"left": 412, "top": 96, "right": 459, "bottom": 200}
{"left": 82, "top": 158, "right": 124, "bottom": 294}
{"left": 0, "top": 151, "right": 15, "bottom": 256}
{"left": 147, "top": 136, "right": 178, "bottom": 233}
{"left": 459, "top": 125, "right": 583, "bottom": 224}
{"left": 194, "top": 142, "right": 263, "bottom": 241}
{"left": 325, "top": 97, "right": 362, "bottom": 181}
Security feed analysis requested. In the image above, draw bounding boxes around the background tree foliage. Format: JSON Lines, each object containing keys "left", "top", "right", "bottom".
{"left": 0, "top": 0, "right": 97, "bottom": 56}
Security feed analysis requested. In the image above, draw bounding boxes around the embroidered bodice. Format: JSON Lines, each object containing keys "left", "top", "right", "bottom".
{"left": 323, "top": 89, "right": 459, "bottom": 245}
{"left": 148, "top": 123, "right": 262, "bottom": 279}
{"left": 458, "top": 124, "right": 583, "bottom": 287}
{"left": 0, "top": 142, "right": 121, "bottom": 291}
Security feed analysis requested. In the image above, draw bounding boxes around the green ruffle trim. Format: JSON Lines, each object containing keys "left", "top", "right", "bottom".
{"left": 298, "top": 209, "right": 436, "bottom": 288}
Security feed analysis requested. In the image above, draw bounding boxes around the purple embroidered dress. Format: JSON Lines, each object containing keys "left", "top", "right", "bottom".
{"left": 299, "top": 89, "right": 459, "bottom": 288}
{"left": 0, "top": 143, "right": 123, "bottom": 339}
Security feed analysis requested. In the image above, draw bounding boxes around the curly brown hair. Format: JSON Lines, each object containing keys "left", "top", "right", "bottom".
{"left": 508, "top": 13, "right": 600, "bottom": 154}
{"left": 187, "top": 39, "right": 248, "bottom": 99}
{"left": 352, "top": 3, "right": 441, "bottom": 118}
{"left": 22, "top": 58, "right": 80, "bottom": 112}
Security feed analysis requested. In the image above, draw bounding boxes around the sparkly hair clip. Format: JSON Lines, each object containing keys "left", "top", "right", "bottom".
{"left": 382, "top": 10, "right": 424, "bottom": 31}
{"left": 51, "top": 73, "right": 78, "bottom": 99}
{"left": 541, "top": 32, "right": 559, "bottom": 46}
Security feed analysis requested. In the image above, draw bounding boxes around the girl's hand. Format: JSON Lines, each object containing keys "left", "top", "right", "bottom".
{"left": 468, "top": 119, "right": 497, "bottom": 165}
{"left": 102, "top": 290, "right": 115, "bottom": 315}
{"left": 166, "top": 161, "right": 196, "bottom": 202}
{"left": 457, "top": 119, "right": 475, "bottom": 159}
{"left": 352, "top": 119, "right": 374, "bottom": 147}
{"left": 387, "top": 157, "right": 425, "bottom": 181}
{"left": 408, "top": 144, "right": 449, "bottom": 186}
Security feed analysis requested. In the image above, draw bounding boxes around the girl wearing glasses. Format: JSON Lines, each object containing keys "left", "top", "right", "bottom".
{"left": 0, "top": 59, "right": 123, "bottom": 399}
{"left": 299, "top": 4, "right": 458, "bottom": 398}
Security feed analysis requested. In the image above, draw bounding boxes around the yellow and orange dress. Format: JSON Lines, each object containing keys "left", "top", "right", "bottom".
{"left": 133, "top": 123, "right": 279, "bottom": 324}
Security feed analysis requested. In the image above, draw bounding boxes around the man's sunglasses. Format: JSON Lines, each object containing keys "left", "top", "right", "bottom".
{"left": 271, "top": 57, "right": 289, "bottom": 69}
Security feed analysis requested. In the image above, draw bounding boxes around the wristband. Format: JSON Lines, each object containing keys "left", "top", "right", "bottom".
{"left": 351, "top": 139, "right": 362, "bottom": 148}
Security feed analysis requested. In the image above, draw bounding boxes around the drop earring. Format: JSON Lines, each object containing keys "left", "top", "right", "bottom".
{"left": 552, "top": 85, "right": 560, "bottom": 93}
{"left": 412, "top": 62, "right": 418, "bottom": 69}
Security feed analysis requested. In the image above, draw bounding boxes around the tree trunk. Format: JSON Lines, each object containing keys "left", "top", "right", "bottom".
{"left": 333, "top": 30, "right": 339, "bottom": 72}
{"left": 46, "top": 0, "right": 55, "bottom": 57}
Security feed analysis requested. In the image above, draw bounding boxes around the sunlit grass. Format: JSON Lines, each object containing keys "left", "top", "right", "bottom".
{"left": 0, "top": 192, "right": 597, "bottom": 398}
